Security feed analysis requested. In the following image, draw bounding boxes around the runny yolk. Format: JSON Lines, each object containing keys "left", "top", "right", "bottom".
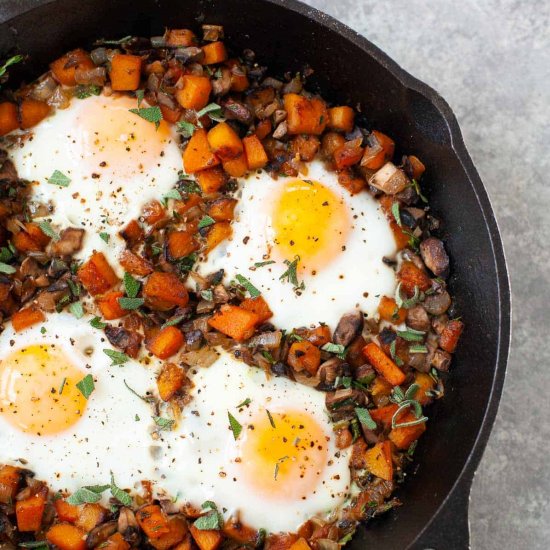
{"left": 74, "top": 95, "right": 173, "bottom": 182}
{"left": 240, "top": 410, "right": 329, "bottom": 500}
{"left": 0, "top": 344, "right": 88, "bottom": 436}
{"left": 271, "top": 179, "right": 350, "bottom": 273}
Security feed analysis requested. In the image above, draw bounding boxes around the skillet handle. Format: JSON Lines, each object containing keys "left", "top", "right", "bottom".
{"left": 410, "top": 472, "right": 473, "bottom": 550}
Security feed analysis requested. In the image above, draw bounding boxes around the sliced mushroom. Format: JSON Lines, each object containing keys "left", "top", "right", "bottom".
{"left": 104, "top": 326, "right": 143, "bottom": 358}
{"left": 420, "top": 237, "right": 450, "bottom": 277}
{"left": 423, "top": 289, "right": 451, "bottom": 315}
{"left": 272, "top": 120, "right": 288, "bottom": 140}
{"left": 223, "top": 98, "right": 253, "bottom": 125}
{"left": 50, "top": 227, "right": 85, "bottom": 257}
{"left": 369, "top": 162, "right": 410, "bottom": 195}
{"left": 117, "top": 507, "right": 141, "bottom": 546}
{"left": 406, "top": 305, "right": 431, "bottom": 332}
{"left": 247, "top": 330, "right": 282, "bottom": 350}
{"left": 431, "top": 348, "right": 452, "bottom": 371}
{"left": 317, "top": 357, "right": 344, "bottom": 389}
{"left": 333, "top": 311, "right": 363, "bottom": 347}
{"left": 202, "top": 24, "right": 224, "bottom": 42}
{"left": 86, "top": 521, "right": 117, "bottom": 549}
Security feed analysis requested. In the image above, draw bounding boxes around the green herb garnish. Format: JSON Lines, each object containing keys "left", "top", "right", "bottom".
{"left": 129, "top": 106, "right": 163, "bottom": 129}
{"left": 254, "top": 260, "right": 275, "bottom": 268}
{"left": 235, "top": 274, "right": 261, "bottom": 297}
{"left": 279, "top": 255, "right": 304, "bottom": 291}
{"left": 38, "top": 220, "right": 59, "bottom": 241}
{"left": 75, "top": 84, "right": 101, "bottom": 99}
{"left": 237, "top": 398, "right": 251, "bottom": 408}
{"left": 0, "top": 262, "right": 15, "bottom": 274}
{"left": 118, "top": 297, "right": 144, "bottom": 310}
{"left": 110, "top": 472, "right": 132, "bottom": 506}
{"left": 396, "top": 328, "right": 425, "bottom": 342}
{"left": 228, "top": 411, "right": 242, "bottom": 440}
{"left": 321, "top": 342, "right": 347, "bottom": 359}
{"left": 69, "top": 301, "right": 84, "bottom": 319}
{"left": 153, "top": 416, "right": 175, "bottom": 431}
{"left": 196, "top": 102, "right": 225, "bottom": 122}
{"left": 123, "top": 272, "right": 140, "bottom": 298}
{"left": 391, "top": 202, "right": 401, "bottom": 226}
{"left": 76, "top": 374, "right": 95, "bottom": 399}
{"left": 90, "top": 316, "right": 106, "bottom": 329}
{"left": 198, "top": 215, "right": 216, "bottom": 229}
{"left": 355, "top": 407, "right": 377, "bottom": 430}
{"left": 103, "top": 349, "right": 129, "bottom": 366}
{"left": 99, "top": 232, "right": 110, "bottom": 243}
{"left": 48, "top": 169, "right": 71, "bottom": 187}
{"left": 266, "top": 409, "right": 276, "bottom": 428}
{"left": 177, "top": 121, "right": 196, "bottom": 138}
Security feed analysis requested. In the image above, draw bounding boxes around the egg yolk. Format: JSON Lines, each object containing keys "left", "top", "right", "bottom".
{"left": 271, "top": 179, "right": 350, "bottom": 273}
{"left": 240, "top": 409, "right": 329, "bottom": 500}
{"left": 74, "top": 95, "right": 173, "bottom": 182}
{"left": 0, "top": 344, "right": 88, "bottom": 435}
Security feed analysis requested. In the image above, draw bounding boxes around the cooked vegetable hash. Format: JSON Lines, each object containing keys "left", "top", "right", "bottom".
{"left": 0, "top": 25, "right": 463, "bottom": 550}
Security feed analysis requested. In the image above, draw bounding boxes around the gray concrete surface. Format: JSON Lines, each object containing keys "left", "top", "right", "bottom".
{"left": 301, "top": 0, "right": 549, "bottom": 547}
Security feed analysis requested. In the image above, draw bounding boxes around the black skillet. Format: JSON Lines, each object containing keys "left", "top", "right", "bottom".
{"left": 0, "top": 0, "right": 511, "bottom": 548}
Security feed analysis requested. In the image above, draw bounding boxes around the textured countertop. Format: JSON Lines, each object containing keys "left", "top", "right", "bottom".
{"left": 302, "top": 0, "right": 549, "bottom": 548}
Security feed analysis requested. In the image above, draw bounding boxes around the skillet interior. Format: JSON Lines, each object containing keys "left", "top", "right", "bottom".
{"left": 0, "top": 0, "right": 511, "bottom": 547}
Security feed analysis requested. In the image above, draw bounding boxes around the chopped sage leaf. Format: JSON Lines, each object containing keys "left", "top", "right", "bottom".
{"left": 118, "top": 297, "right": 144, "bottom": 310}
{"left": 235, "top": 274, "right": 261, "bottom": 297}
{"left": 228, "top": 411, "right": 242, "bottom": 440}
{"left": 123, "top": 272, "right": 140, "bottom": 298}
{"left": 129, "top": 106, "right": 163, "bottom": 129}
{"left": 0, "top": 261, "right": 16, "bottom": 274}
{"left": 99, "top": 232, "right": 110, "bottom": 243}
{"left": 69, "top": 301, "right": 84, "bottom": 319}
{"left": 198, "top": 215, "right": 216, "bottom": 229}
{"left": 153, "top": 416, "right": 175, "bottom": 431}
{"left": 76, "top": 374, "right": 95, "bottom": 399}
{"left": 103, "top": 348, "right": 129, "bottom": 366}
{"left": 90, "top": 316, "right": 106, "bottom": 329}
{"left": 177, "top": 121, "right": 196, "bottom": 138}
{"left": 355, "top": 407, "right": 377, "bottom": 430}
{"left": 38, "top": 220, "right": 59, "bottom": 241}
{"left": 48, "top": 169, "right": 71, "bottom": 187}
{"left": 237, "top": 398, "right": 251, "bottom": 408}
{"left": 110, "top": 472, "right": 132, "bottom": 506}
{"left": 266, "top": 409, "right": 276, "bottom": 428}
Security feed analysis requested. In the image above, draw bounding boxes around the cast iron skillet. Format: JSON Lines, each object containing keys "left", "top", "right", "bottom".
{"left": 0, "top": 0, "right": 511, "bottom": 548}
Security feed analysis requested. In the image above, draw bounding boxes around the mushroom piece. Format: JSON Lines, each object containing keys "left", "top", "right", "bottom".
{"left": 117, "top": 507, "right": 141, "bottom": 547}
{"left": 333, "top": 311, "right": 363, "bottom": 347}
{"left": 50, "top": 227, "right": 85, "bottom": 257}
{"left": 369, "top": 162, "right": 410, "bottom": 195}
{"left": 431, "top": 348, "right": 452, "bottom": 371}
{"left": 223, "top": 98, "right": 253, "bottom": 125}
{"left": 420, "top": 237, "right": 450, "bottom": 277}
{"left": 317, "top": 357, "right": 344, "bottom": 389}
{"left": 423, "top": 289, "right": 452, "bottom": 315}
{"left": 406, "top": 305, "right": 431, "bottom": 332}
{"left": 86, "top": 521, "right": 117, "bottom": 549}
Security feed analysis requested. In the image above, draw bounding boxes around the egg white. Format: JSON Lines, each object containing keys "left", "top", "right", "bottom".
{"left": 0, "top": 312, "right": 161, "bottom": 495}
{"left": 196, "top": 160, "right": 398, "bottom": 330}
{"left": 7, "top": 94, "right": 182, "bottom": 275}
{"left": 159, "top": 350, "right": 351, "bottom": 532}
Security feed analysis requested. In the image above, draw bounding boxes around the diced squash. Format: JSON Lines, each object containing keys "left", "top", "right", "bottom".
{"left": 289, "top": 538, "right": 311, "bottom": 550}
{"left": 363, "top": 342, "right": 406, "bottom": 386}
{"left": 101, "top": 532, "right": 130, "bottom": 550}
{"left": 159, "top": 103, "right": 182, "bottom": 124}
{"left": 207, "top": 122, "right": 243, "bottom": 161}
{"left": 142, "top": 200, "right": 166, "bottom": 225}
{"left": 201, "top": 41, "right": 228, "bottom": 65}
{"left": 439, "top": 319, "right": 464, "bottom": 353}
{"left": 157, "top": 362, "right": 186, "bottom": 401}
{"left": 77, "top": 252, "right": 119, "bottom": 296}
{"left": 222, "top": 154, "right": 248, "bottom": 177}
{"left": 337, "top": 170, "right": 365, "bottom": 195}
{"left": 389, "top": 409, "right": 426, "bottom": 449}
{"left": 196, "top": 166, "right": 227, "bottom": 195}
{"left": 327, "top": 106, "right": 354, "bottom": 133}
{"left": 12, "top": 222, "right": 51, "bottom": 252}
{"left": 20, "top": 99, "right": 51, "bottom": 129}
{"left": 0, "top": 465, "right": 22, "bottom": 504}
{"left": 110, "top": 54, "right": 142, "bottom": 91}
{"left": 378, "top": 296, "right": 406, "bottom": 324}
{"left": 96, "top": 290, "right": 127, "bottom": 320}
{"left": 287, "top": 340, "right": 321, "bottom": 375}
{"left": 46, "top": 523, "right": 87, "bottom": 550}
{"left": 208, "top": 197, "right": 237, "bottom": 222}
{"left": 183, "top": 128, "right": 220, "bottom": 174}
{"left": 173, "top": 533, "right": 194, "bottom": 550}
{"left": 243, "top": 134, "right": 268, "bottom": 170}
{"left": 16, "top": 492, "right": 46, "bottom": 531}
{"left": 334, "top": 140, "right": 363, "bottom": 170}
{"left": 284, "top": 93, "right": 327, "bottom": 135}
{"left": 12, "top": 306, "right": 45, "bottom": 332}
{"left": 240, "top": 296, "right": 272, "bottom": 323}
{"left": 407, "top": 155, "right": 426, "bottom": 180}
{"left": 143, "top": 271, "right": 189, "bottom": 309}
{"left": 223, "top": 517, "right": 257, "bottom": 544}
{"left": 265, "top": 533, "right": 299, "bottom": 550}
{"left": 50, "top": 49, "right": 95, "bottom": 86}
{"left": 306, "top": 325, "right": 332, "bottom": 347}
{"left": 208, "top": 304, "right": 260, "bottom": 341}
{"left": 0, "top": 102, "right": 19, "bottom": 135}
{"left": 137, "top": 504, "right": 171, "bottom": 539}
{"left": 119, "top": 250, "right": 153, "bottom": 277}
{"left": 364, "top": 441, "right": 393, "bottom": 481}
{"left": 414, "top": 372, "right": 436, "bottom": 406}
{"left": 204, "top": 222, "right": 232, "bottom": 253}
{"left": 226, "top": 59, "right": 249, "bottom": 92}
{"left": 54, "top": 499, "right": 80, "bottom": 523}
{"left": 255, "top": 119, "right": 272, "bottom": 140}
{"left": 398, "top": 261, "right": 432, "bottom": 295}
{"left": 176, "top": 75, "right": 212, "bottom": 110}
{"left": 120, "top": 219, "right": 144, "bottom": 244}
{"left": 147, "top": 325, "right": 184, "bottom": 359}
{"left": 361, "top": 130, "right": 395, "bottom": 170}
{"left": 369, "top": 404, "right": 398, "bottom": 429}
{"left": 150, "top": 516, "right": 188, "bottom": 550}
{"left": 322, "top": 132, "right": 346, "bottom": 158}
{"left": 75, "top": 502, "right": 107, "bottom": 532}
{"left": 389, "top": 219, "right": 410, "bottom": 250}
{"left": 370, "top": 376, "right": 393, "bottom": 398}
{"left": 173, "top": 193, "right": 202, "bottom": 216}
{"left": 166, "top": 29, "right": 197, "bottom": 47}
{"left": 189, "top": 524, "right": 223, "bottom": 550}
{"left": 167, "top": 230, "right": 198, "bottom": 260}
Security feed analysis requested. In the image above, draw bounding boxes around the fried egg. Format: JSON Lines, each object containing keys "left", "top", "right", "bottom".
{"left": 159, "top": 350, "right": 351, "bottom": 532}
{"left": 197, "top": 160, "right": 397, "bottom": 330}
{"left": 0, "top": 312, "right": 160, "bottom": 494}
{"left": 8, "top": 94, "right": 182, "bottom": 275}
